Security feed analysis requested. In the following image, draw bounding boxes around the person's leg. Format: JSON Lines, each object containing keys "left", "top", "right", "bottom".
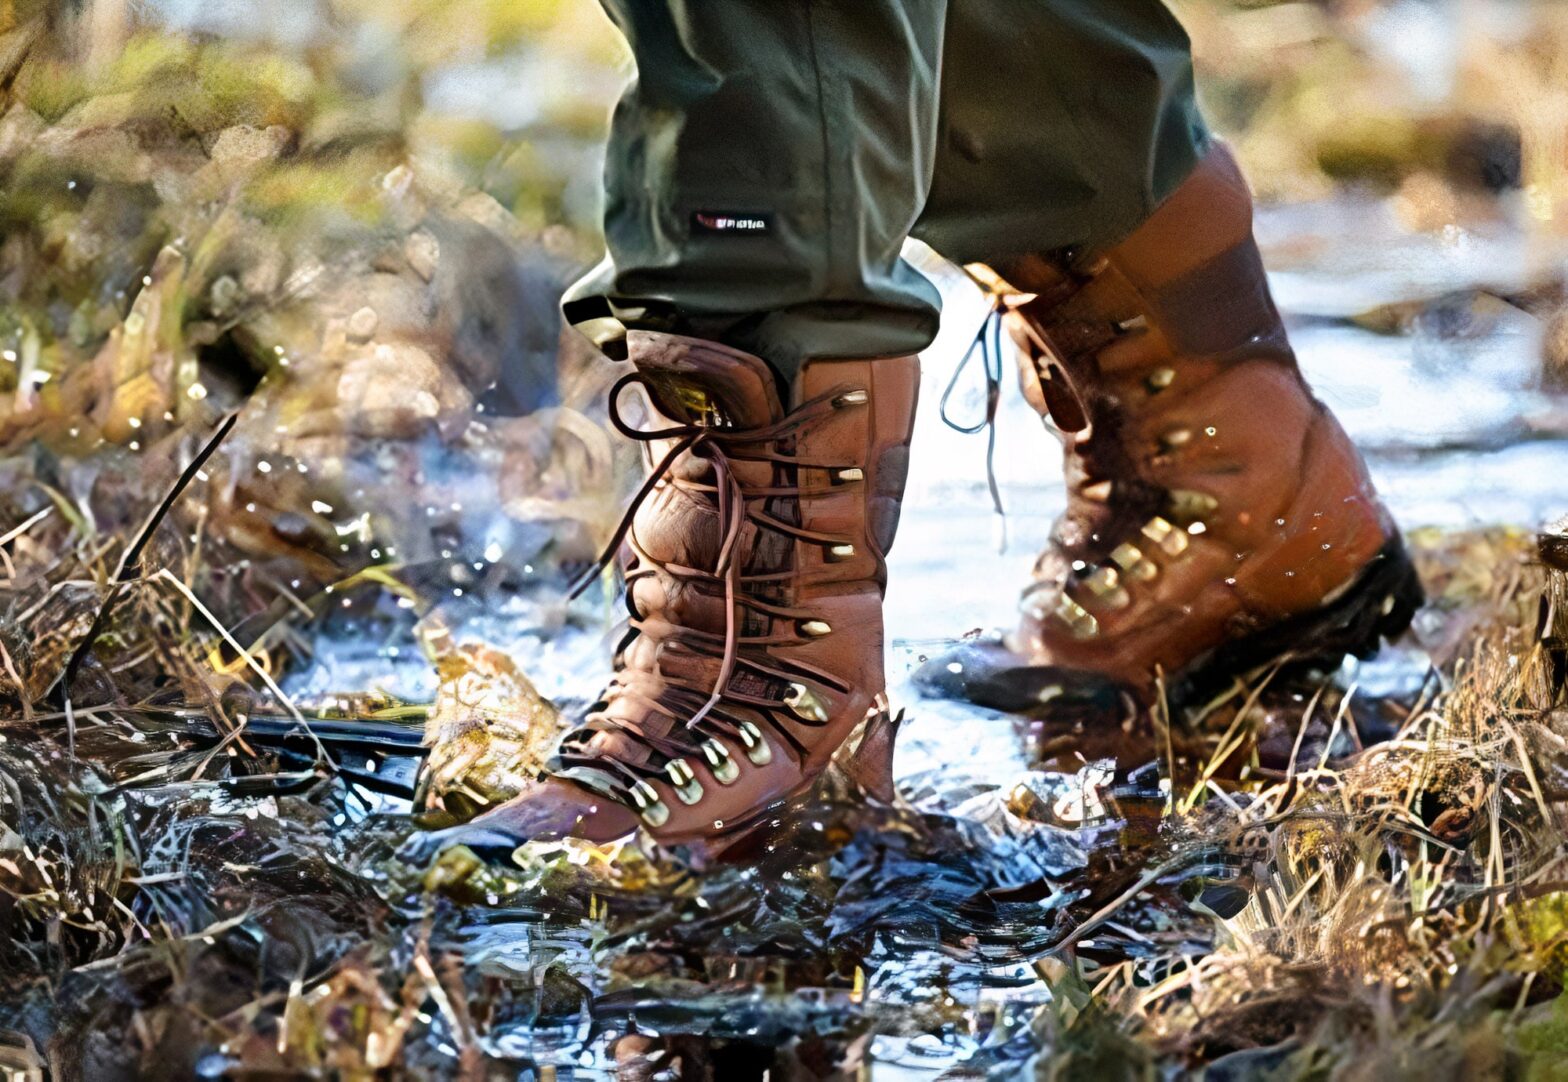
{"left": 405, "top": 1, "right": 939, "bottom": 855}
{"left": 914, "top": 0, "right": 1207, "bottom": 265}
{"left": 912, "top": 0, "right": 1421, "bottom": 710}
{"left": 562, "top": 0, "right": 947, "bottom": 376}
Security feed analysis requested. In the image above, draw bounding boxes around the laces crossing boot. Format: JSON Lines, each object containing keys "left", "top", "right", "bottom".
{"left": 920, "top": 145, "right": 1422, "bottom": 713}
{"left": 409, "top": 332, "right": 920, "bottom": 856}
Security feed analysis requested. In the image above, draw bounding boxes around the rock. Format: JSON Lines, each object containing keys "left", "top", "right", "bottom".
{"left": 208, "top": 123, "right": 290, "bottom": 165}
{"left": 346, "top": 305, "right": 377, "bottom": 342}
{"left": 1393, "top": 171, "right": 1460, "bottom": 233}
{"left": 0, "top": 104, "right": 44, "bottom": 162}
{"left": 427, "top": 217, "right": 554, "bottom": 405}
{"left": 381, "top": 163, "right": 414, "bottom": 200}
{"left": 455, "top": 190, "right": 525, "bottom": 244}
{"left": 341, "top": 273, "right": 430, "bottom": 344}
{"left": 239, "top": 244, "right": 285, "bottom": 298}
{"left": 335, "top": 343, "right": 455, "bottom": 439}
{"left": 209, "top": 275, "right": 241, "bottom": 316}
{"left": 404, "top": 229, "right": 439, "bottom": 281}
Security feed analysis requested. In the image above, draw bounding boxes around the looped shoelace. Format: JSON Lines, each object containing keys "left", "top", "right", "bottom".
{"left": 939, "top": 292, "right": 1008, "bottom": 546}
{"left": 559, "top": 372, "right": 859, "bottom": 792}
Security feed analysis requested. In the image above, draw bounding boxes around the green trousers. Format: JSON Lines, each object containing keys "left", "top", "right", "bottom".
{"left": 564, "top": 0, "right": 1209, "bottom": 374}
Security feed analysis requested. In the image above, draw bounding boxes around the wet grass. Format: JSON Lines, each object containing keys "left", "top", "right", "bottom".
{"left": 3, "top": 429, "right": 1568, "bottom": 1081}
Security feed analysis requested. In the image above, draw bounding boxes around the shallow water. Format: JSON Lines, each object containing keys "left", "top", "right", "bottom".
{"left": 181, "top": 194, "right": 1551, "bottom": 1076}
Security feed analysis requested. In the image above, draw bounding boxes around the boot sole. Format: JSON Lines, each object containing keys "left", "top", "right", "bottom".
{"left": 912, "top": 535, "right": 1424, "bottom": 717}
{"left": 1165, "top": 535, "right": 1423, "bottom": 707}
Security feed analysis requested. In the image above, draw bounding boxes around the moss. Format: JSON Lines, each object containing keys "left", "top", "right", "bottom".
{"left": 189, "top": 45, "right": 317, "bottom": 134}
{"left": 240, "top": 158, "right": 390, "bottom": 229}
{"left": 1520, "top": 892, "right": 1568, "bottom": 981}
{"left": 104, "top": 30, "right": 197, "bottom": 92}
{"left": 1517, "top": 994, "right": 1568, "bottom": 1082}
{"left": 13, "top": 55, "right": 91, "bottom": 123}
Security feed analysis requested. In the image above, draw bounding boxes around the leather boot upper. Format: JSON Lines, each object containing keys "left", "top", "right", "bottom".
{"left": 550, "top": 332, "right": 920, "bottom": 842}
{"left": 990, "top": 145, "right": 1397, "bottom": 691}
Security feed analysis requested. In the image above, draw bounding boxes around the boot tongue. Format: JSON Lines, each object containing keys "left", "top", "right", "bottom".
{"left": 627, "top": 331, "right": 783, "bottom": 429}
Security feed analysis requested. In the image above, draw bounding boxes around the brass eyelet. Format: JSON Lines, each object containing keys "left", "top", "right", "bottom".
{"left": 800, "top": 619, "right": 832, "bottom": 638}
{"left": 665, "top": 758, "right": 704, "bottom": 805}
{"left": 1083, "top": 566, "right": 1131, "bottom": 610}
{"left": 1142, "top": 516, "right": 1190, "bottom": 557}
{"left": 628, "top": 780, "right": 670, "bottom": 827}
{"left": 702, "top": 740, "right": 740, "bottom": 784}
{"left": 833, "top": 389, "right": 869, "bottom": 407}
{"left": 782, "top": 683, "right": 828, "bottom": 723}
{"left": 737, "top": 721, "right": 773, "bottom": 765}
{"left": 1166, "top": 488, "right": 1218, "bottom": 527}
{"left": 1053, "top": 595, "right": 1099, "bottom": 639}
{"left": 1110, "top": 542, "right": 1160, "bottom": 582}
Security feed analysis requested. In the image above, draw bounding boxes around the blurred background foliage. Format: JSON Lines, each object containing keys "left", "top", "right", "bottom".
{"left": 1, "top": 3, "right": 1568, "bottom": 1077}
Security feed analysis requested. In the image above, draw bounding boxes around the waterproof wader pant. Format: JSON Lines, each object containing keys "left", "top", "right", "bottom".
{"left": 563, "top": 0, "right": 1210, "bottom": 376}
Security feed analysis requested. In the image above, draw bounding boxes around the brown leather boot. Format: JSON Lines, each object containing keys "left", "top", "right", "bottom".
{"left": 408, "top": 331, "right": 920, "bottom": 855}
{"left": 920, "top": 144, "right": 1421, "bottom": 712}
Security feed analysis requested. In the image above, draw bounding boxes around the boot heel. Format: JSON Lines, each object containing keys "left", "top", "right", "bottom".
{"left": 1178, "top": 537, "right": 1424, "bottom": 704}
{"left": 1343, "top": 540, "right": 1424, "bottom": 660}
{"left": 1274, "top": 537, "right": 1423, "bottom": 669}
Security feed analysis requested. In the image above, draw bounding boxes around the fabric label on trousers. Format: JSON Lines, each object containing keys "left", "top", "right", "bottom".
{"left": 691, "top": 211, "right": 773, "bottom": 235}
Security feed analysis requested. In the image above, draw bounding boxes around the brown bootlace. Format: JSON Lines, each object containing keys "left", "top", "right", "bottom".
{"left": 554, "top": 372, "right": 864, "bottom": 797}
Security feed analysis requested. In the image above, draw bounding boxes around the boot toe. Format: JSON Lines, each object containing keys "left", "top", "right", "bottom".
{"left": 397, "top": 777, "right": 640, "bottom": 866}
